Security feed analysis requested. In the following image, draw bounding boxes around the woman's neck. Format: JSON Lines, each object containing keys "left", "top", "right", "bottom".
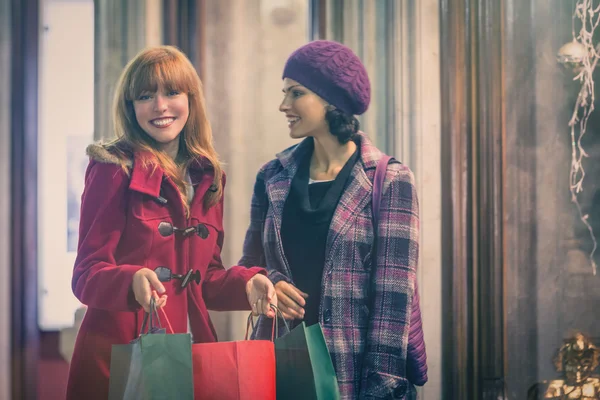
{"left": 158, "top": 139, "right": 188, "bottom": 178}
{"left": 157, "top": 137, "right": 180, "bottom": 162}
{"left": 310, "top": 134, "right": 357, "bottom": 181}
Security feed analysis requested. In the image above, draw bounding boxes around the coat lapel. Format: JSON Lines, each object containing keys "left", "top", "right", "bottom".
{"left": 324, "top": 161, "right": 372, "bottom": 264}
{"left": 324, "top": 133, "right": 383, "bottom": 269}
{"left": 265, "top": 134, "right": 383, "bottom": 279}
{"left": 264, "top": 138, "right": 312, "bottom": 279}
{"left": 266, "top": 170, "right": 291, "bottom": 234}
{"left": 129, "top": 151, "right": 164, "bottom": 198}
{"left": 265, "top": 168, "right": 292, "bottom": 277}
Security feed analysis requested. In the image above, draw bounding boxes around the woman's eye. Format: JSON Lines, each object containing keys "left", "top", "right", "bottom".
{"left": 168, "top": 90, "right": 180, "bottom": 96}
{"left": 292, "top": 91, "right": 303, "bottom": 98}
{"left": 138, "top": 94, "right": 152, "bottom": 101}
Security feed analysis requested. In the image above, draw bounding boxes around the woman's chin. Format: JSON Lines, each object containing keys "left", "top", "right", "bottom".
{"left": 289, "top": 129, "right": 307, "bottom": 139}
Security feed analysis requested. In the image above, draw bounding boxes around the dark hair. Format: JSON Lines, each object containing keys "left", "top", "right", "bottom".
{"left": 325, "top": 107, "right": 360, "bottom": 144}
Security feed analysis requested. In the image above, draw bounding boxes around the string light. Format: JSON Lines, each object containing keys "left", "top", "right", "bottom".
{"left": 558, "top": 0, "right": 600, "bottom": 275}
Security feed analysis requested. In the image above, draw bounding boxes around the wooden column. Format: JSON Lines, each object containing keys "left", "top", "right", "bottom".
{"left": 439, "top": 1, "right": 475, "bottom": 397}
{"left": 10, "top": 0, "right": 39, "bottom": 398}
{"left": 440, "top": 0, "right": 506, "bottom": 398}
{"left": 475, "top": 0, "right": 505, "bottom": 397}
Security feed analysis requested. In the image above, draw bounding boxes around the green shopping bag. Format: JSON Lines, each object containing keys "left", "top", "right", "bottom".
{"left": 108, "top": 301, "right": 193, "bottom": 400}
{"left": 274, "top": 322, "right": 340, "bottom": 400}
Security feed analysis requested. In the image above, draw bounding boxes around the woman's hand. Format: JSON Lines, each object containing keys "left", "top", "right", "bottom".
{"left": 246, "top": 274, "right": 277, "bottom": 318}
{"left": 132, "top": 268, "right": 168, "bottom": 312}
{"left": 275, "top": 281, "right": 308, "bottom": 320}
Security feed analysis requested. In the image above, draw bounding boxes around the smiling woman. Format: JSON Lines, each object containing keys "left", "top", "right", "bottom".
{"left": 107, "top": 46, "right": 224, "bottom": 212}
{"left": 133, "top": 87, "right": 190, "bottom": 159}
{"left": 66, "top": 45, "right": 276, "bottom": 400}
{"left": 240, "top": 40, "right": 427, "bottom": 399}
{"left": 280, "top": 79, "right": 329, "bottom": 139}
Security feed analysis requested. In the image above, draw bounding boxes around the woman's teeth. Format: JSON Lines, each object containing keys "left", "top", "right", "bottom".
{"left": 151, "top": 118, "right": 175, "bottom": 127}
{"left": 287, "top": 117, "right": 300, "bottom": 127}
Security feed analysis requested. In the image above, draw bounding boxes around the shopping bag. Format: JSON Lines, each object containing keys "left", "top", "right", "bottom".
{"left": 108, "top": 300, "right": 194, "bottom": 400}
{"left": 192, "top": 306, "right": 283, "bottom": 400}
{"left": 275, "top": 322, "right": 340, "bottom": 400}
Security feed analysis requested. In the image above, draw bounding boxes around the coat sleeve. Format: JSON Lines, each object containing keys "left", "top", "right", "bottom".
{"left": 202, "top": 179, "right": 266, "bottom": 311}
{"left": 359, "top": 165, "right": 420, "bottom": 399}
{"left": 71, "top": 161, "right": 144, "bottom": 312}
{"left": 237, "top": 167, "right": 291, "bottom": 286}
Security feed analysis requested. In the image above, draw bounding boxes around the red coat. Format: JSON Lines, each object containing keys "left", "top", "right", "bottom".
{"left": 66, "top": 145, "right": 264, "bottom": 400}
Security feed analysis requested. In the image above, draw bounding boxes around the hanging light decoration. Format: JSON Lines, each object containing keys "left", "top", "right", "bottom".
{"left": 557, "top": 0, "right": 600, "bottom": 275}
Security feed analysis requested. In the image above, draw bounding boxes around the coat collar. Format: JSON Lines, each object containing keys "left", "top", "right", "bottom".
{"left": 129, "top": 151, "right": 214, "bottom": 198}
{"left": 129, "top": 151, "right": 164, "bottom": 198}
{"left": 86, "top": 143, "right": 213, "bottom": 199}
{"left": 275, "top": 131, "right": 384, "bottom": 173}
{"left": 267, "top": 132, "right": 388, "bottom": 274}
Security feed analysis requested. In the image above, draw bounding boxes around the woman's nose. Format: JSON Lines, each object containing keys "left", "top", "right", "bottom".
{"left": 153, "top": 95, "right": 168, "bottom": 112}
{"left": 279, "top": 97, "right": 290, "bottom": 112}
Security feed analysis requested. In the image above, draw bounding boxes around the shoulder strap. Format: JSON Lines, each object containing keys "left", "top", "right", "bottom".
{"left": 370, "top": 155, "right": 428, "bottom": 383}
{"left": 372, "top": 155, "right": 393, "bottom": 226}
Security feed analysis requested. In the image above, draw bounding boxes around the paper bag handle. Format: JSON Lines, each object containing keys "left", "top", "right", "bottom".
{"left": 245, "top": 304, "right": 290, "bottom": 341}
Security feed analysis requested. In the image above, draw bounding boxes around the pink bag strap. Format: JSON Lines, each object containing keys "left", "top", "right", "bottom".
{"left": 372, "top": 155, "right": 392, "bottom": 224}
{"left": 159, "top": 306, "right": 174, "bottom": 334}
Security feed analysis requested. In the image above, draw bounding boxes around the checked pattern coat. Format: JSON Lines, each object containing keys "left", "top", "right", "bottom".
{"left": 239, "top": 133, "right": 420, "bottom": 399}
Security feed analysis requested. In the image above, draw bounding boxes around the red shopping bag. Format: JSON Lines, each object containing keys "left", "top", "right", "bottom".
{"left": 192, "top": 312, "right": 280, "bottom": 400}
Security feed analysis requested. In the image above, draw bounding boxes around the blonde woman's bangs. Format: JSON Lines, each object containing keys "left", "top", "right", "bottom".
{"left": 125, "top": 54, "right": 197, "bottom": 101}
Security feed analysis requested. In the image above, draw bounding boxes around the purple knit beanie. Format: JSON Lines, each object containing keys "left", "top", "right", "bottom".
{"left": 282, "top": 40, "right": 371, "bottom": 116}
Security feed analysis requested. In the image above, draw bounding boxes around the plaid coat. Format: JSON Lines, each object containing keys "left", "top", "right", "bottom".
{"left": 239, "top": 133, "right": 419, "bottom": 399}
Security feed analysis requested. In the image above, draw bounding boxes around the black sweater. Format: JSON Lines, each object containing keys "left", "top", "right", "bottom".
{"left": 280, "top": 149, "right": 359, "bottom": 325}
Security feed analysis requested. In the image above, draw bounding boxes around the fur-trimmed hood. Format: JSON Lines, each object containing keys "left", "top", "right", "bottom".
{"left": 84, "top": 142, "right": 221, "bottom": 200}
{"left": 86, "top": 143, "right": 133, "bottom": 168}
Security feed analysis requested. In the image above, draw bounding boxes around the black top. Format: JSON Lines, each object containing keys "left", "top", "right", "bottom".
{"left": 280, "top": 148, "right": 359, "bottom": 325}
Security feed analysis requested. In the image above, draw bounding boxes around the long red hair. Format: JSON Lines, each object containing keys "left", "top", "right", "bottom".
{"left": 106, "top": 45, "right": 223, "bottom": 211}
